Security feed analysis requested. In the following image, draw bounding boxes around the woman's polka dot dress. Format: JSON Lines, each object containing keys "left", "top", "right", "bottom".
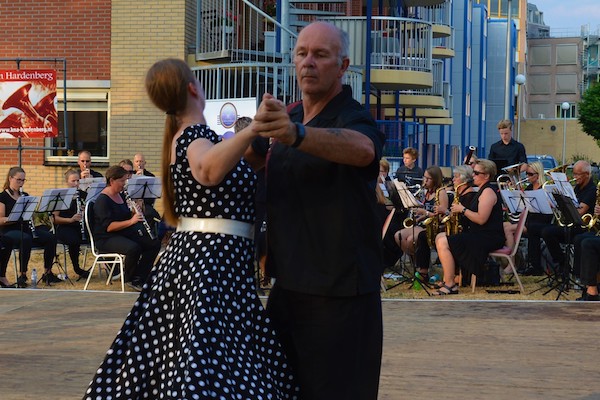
{"left": 84, "top": 125, "right": 299, "bottom": 400}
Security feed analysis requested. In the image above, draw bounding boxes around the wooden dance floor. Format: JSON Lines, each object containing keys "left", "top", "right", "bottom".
{"left": 1, "top": 289, "right": 599, "bottom": 399}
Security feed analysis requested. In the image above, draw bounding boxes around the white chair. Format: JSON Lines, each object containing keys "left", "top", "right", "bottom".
{"left": 82, "top": 201, "right": 125, "bottom": 292}
{"left": 481, "top": 206, "right": 529, "bottom": 294}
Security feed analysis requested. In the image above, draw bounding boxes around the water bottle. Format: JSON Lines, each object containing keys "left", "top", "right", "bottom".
{"left": 31, "top": 268, "right": 38, "bottom": 289}
{"left": 412, "top": 271, "right": 422, "bottom": 291}
{"left": 429, "top": 274, "right": 440, "bottom": 284}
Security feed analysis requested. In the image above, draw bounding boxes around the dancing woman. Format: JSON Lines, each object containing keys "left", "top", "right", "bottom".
{"left": 83, "top": 58, "right": 298, "bottom": 399}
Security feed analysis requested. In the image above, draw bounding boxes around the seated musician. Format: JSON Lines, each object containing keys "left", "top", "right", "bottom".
{"left": 525, "top": 160, "right": 596, "bottom": 276}
{"left": 92, "top": 166, "right": 161, "bottom": 291}
{"left": 53, "top": 169, "right": 90, "bottom": 280}
{"left": 395, "top": 147, "right": 423, "bottom": 184}
{"left": 434, "top": 159, "right": 505, "bottom": 295}
{"left": 575, "top": 227, "right": 600, "bottom": 301}
{"left": 503, "top": 161, "right": 551, "bottom": 250}
{"left": 0, "top": 167, "right": 59, "bottom": 287}
{"left": 121, "top": 158, "right": 160, "bottom": 238}
{"left": 393, "top": 166, "right": 448, "bottom": 281}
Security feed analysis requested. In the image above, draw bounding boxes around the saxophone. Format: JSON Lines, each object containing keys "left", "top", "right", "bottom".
{"left": 581, "top": 182, "right": 600, "bottom": 234}
{"left": 441, "top": 180, "right": 470, "bottom": 236}
{"left": 422, "top": 186, "right": 446, "bottom": 248}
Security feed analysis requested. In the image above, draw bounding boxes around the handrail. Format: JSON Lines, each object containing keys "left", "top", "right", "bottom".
{"left": 239, "top": 0, "right": 298, "bottom": 39}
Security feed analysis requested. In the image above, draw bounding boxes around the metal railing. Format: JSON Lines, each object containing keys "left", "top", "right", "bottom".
{"left": 193, "top": 63, "right": 364, "bottom": 105}
{"left": 320, "top": 16, "right": 433, "bottom": 73}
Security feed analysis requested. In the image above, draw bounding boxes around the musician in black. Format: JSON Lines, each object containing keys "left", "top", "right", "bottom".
{"left": 53, "top": 169, "right": 89, "bottom": 279}
{"left": 525, "top": 160, "right": 596, "bottom": 276}
{"left": 395, "top": 147, "right": 423, "bottom": 183}
{"left": 434, "top": 159, "right": 505, "bottom": 295}
{"left": 78, "top": 150, "right": 104, "bottom": 179}
{"left": 0, "top": 166, "right": 59, "bottom": 287}
{"left": 488, "top": 119, "right": 527, "bottom": 167}
{"left": 92, "top": 166, "right": 161, "bottom": 291}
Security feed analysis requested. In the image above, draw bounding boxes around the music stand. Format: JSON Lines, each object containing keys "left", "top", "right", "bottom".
{"left": 78, "top": 177, "right": 104, "bottom": 193}
{"left": 541, "top": 193, "right": 583, "bottom": 300}
{"left": 501, "top": 189, "right": 554, "bottom": 216}
{"left": 86, "top": 182, "right": 106, "bottom": 204}
{"left": 384, "top": 180, "right": 431, "bottom": 295}
{"left": 126, "top": 176, "right": 162, "bottom": 201}
{"left": 38, "top": 188, "right": 77, "bottom": 285}
{"left": 8, "top": 195, "right": 40, "bottom": 286}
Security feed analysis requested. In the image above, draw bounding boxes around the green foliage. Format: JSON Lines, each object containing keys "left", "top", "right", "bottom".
{"left": 570, "top": 153, "right": 592, "bottom": 163}
{"left": 578, "top": 83, "right": 600, "bottom": 141}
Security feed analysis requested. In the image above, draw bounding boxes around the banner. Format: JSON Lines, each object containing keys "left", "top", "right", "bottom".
{"left": 205, "top": 98, "right": 257, "bottom": 139}
{"left": 0, "top": 69, "right": 58, "bottom": 138}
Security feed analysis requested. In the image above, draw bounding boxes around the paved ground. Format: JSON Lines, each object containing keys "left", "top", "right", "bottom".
{"left": 1, "top": 289, "right": 599, "bottom": 399}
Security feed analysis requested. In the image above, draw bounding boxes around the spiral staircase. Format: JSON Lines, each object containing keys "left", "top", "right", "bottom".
{"left": 192, "top": 0, "right": 455, "bottom": 156}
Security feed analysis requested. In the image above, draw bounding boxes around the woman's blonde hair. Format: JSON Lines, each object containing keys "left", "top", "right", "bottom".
{"left": 474, "top": 159, "right": 497, "bottom": 179}
{"left": 145, "top": 58, "right": 197, "bottom": 226}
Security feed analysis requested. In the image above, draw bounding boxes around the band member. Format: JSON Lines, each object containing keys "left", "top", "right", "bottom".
{"left": 92, "top": 166, "right": 161, "bottom": 290}
{"left": 488, "top": 119, "right": 527, "bottom": 168}
{"left": 77, "top": 150, "right": 103, "bottom": 179}
{"left": 434, "top": 159, "right": 505, "bottom": 295}
{"left": 394, "top": 166, "right": 449, "bottom": 281}
{"left": 53, "top": 169, "right": 90, "bottom": 279}
{"left": 503, "top": 161, "right": 551, "bottom": 251}
{"left": 133, "top": 152, "right": 155, "bottom": 177}
{"left": 0, "top": 167, "right": 59, "bottom": 287}
{"left": 525, "top": 160, "right": 596, "bottom": 276}
{"left": 395, "top": 147, "right": 424, "bottom": 184}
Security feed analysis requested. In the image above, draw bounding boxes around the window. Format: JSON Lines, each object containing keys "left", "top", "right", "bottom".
{"left": 529, "top": 45, "right": 551, "bottom": 65}
{"left": 556, "top": 74, "right": 578, "bottom": 94}
{"left": 529, "top": 74, "right": 551, "bottom": 94}
{"left": 45, "top": 87, "right": 109, "bottom": 161}
{"left": 556, "top": 44, "right": 578, "bottom": 65}
{"left": 530, "top": 103, "right": 549, "bottom": 119}
{"left": 555, "top": 103, "right": 577, "bottom": 118}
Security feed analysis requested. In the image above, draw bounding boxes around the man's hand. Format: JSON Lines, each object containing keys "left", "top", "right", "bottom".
{"left": 253, "top": 93, "right": 297, "bottom": 146}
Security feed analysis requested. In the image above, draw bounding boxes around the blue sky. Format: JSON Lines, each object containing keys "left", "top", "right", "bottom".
{"left": 533, "top": 0, "right": 600, "bottom": 32}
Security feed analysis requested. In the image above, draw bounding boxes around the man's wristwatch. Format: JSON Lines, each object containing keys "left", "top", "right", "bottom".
{"left": 291, "top": 122, "right": 305, "bottom": 148}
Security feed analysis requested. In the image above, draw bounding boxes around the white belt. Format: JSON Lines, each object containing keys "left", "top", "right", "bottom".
{"left": 177, "top": 217, "right": 254, "bottom": 239}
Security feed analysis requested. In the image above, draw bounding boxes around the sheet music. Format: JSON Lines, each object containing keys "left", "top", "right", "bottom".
{"left": 549, "top": 172, "right": 578, "bottom": 206}
{"left": 392, "top": 179, "right": 423, "bottom": 209}
{"left": 500, "top": 189, "right": 554, "bottom": 215}
{"left": 79, "top": 177, "right": 105, "bottom": 192}
{"left": 86, "top": 182, "right": 106, "bottom": 203}
{"left": 38, "top": 188, "right": 76, "bottom": 213}
{"left": 126, "top": 176, "right": 162, "bottom": 199}
{"left": 7, "top": 195, "right": 40, "bottom": 222}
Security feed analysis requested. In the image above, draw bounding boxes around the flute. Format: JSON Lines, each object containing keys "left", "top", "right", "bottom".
{"left": 123, "top": 189, "right": 156, "bottom": 240}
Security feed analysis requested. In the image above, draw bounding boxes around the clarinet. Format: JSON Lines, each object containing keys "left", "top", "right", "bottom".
{"left": 75, "top": 190, "right": 87, "bottom": 241}
{"left": 19, "top": 187, "right": 38, "bottom": 239}
{"left": 123, "top": 189, "right": 156, "bottom": 240}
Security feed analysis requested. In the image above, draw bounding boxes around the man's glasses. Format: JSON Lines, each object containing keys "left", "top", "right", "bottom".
{"left": 525, "top": 172, "right": 538, "bottom": 176}
{"left": 472, "top": 170, "right": 485, "bottom": 176}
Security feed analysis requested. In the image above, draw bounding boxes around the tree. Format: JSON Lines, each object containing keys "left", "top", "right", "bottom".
{"left": 578, "top": 83, "right": 600, "bottom": 141}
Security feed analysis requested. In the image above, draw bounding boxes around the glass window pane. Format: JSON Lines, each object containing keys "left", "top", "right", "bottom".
{"left": 53, "top": 110, "right": 107, "bottom": 157}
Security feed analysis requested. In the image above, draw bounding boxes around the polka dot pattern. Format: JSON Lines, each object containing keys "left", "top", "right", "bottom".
{"left": 84, "top": 125, "right": 298, "bottom": 399}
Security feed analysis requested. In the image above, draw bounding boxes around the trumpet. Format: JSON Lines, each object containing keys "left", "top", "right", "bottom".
{"left": 545, "top": 164, "right": 569, "bottom": 177}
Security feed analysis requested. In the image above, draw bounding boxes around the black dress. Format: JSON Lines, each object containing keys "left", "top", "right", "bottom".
{"left": 447, "top": 182, "right": 505, "bottom": 277}
{"left": 84, "top": 125, "right": 298, "bottom": 399}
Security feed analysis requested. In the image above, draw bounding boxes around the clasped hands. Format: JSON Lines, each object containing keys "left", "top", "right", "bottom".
{"left": 252, "top": 93, "right": 297, "bottom": 146}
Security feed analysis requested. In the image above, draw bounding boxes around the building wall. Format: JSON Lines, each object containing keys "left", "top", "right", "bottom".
{"left": 0, "top": 0, "right": 111, "bottom": 168}
{"left": 0, "top": 0, "right": 194, "bottom": 211}
{"left": 471, "top": 4, "right": 488, "bottom": 156}
{"left": 520, "top": 119, "right": 600, "bottom": 163}
{"left": 526, "top": 37, "right": 582, "bottom": 119}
